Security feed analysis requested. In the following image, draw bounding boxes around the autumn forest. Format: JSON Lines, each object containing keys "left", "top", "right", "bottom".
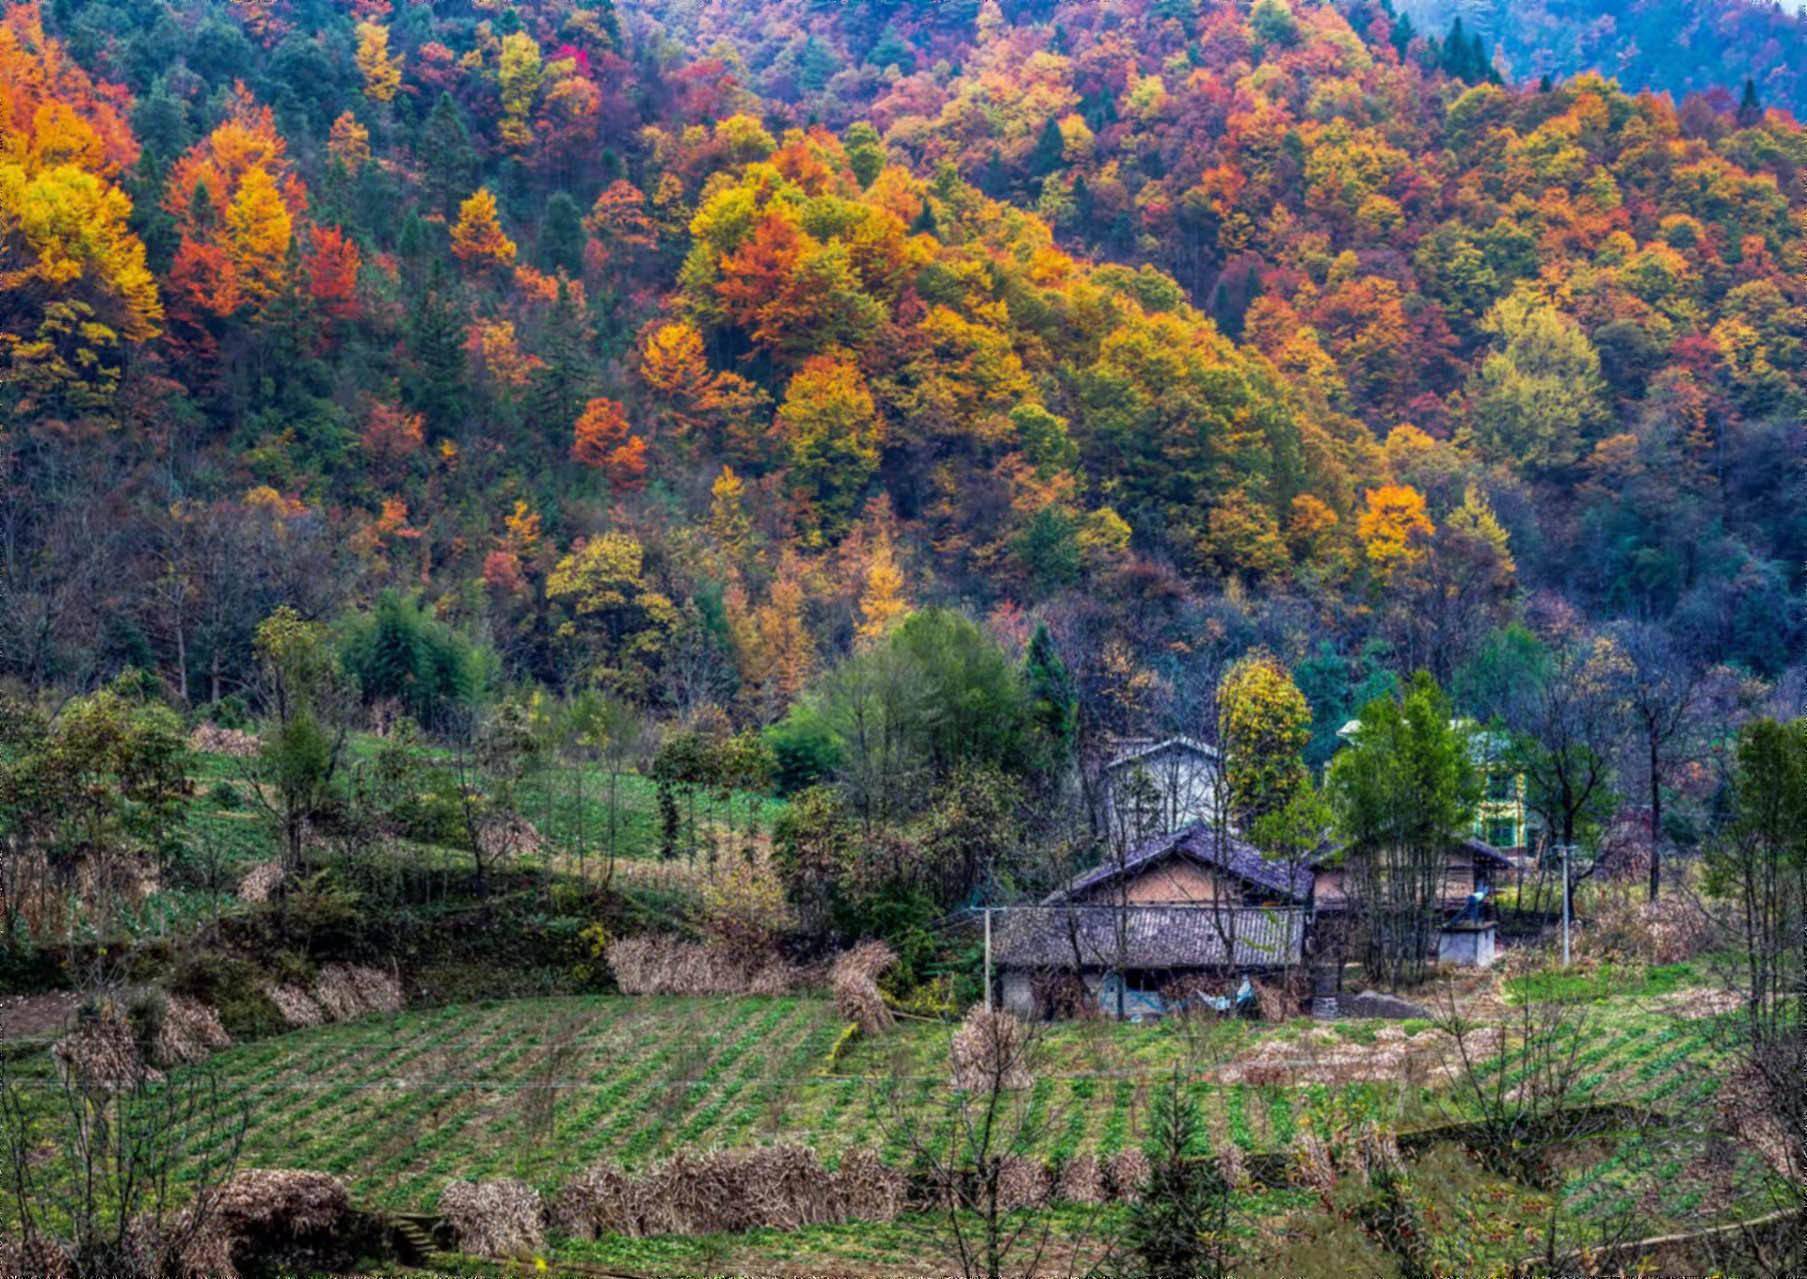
{"left": 4, "top": 0, "right": 1807, "bottom": 1272}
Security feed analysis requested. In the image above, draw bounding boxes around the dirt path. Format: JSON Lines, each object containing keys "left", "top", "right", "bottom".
{"left": 0, "top": 990, "right": 78, "bottom": 1042}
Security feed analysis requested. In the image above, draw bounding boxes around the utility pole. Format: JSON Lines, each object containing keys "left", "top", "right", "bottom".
{"left": 983, "top": 907, "right": 993, "bottom": 1010}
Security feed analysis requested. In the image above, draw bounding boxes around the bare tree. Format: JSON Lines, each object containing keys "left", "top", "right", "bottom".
{"left": 1505, "top": 630, "right": 1625, "bottom": 928}
{"left": 893, "top": 1007, "right": 1117, "bottom": 1279}
{"left": 1609, "top": 622, "right": 1708, "bottom": 902}
{"left": 2, "top": 1009, "right": 246, "bottom": 1277}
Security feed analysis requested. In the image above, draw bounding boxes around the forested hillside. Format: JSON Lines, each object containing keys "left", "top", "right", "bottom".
{"left": 1397, "top": 0, "right": 1807, "bottom": 120}
{"left": 5, "top": 0, "right": 1807, "bottom": 724}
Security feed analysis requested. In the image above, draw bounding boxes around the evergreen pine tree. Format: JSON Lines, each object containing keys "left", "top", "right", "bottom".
{"left": 1738, "top": 77, "right": 1764, "bottom": 127}
{"left": 1122, "top": 1074, "right": 1232, "bottom": 1279}
{"left": 541, "top": 192, "right": 586, "bottom": 276}
{"left": 1031, "top": 114, "right": 1066, "bottom": 179}
{"left": 421, "top": 92, "right": 478, "bottom": 216}
{"left": 404, "top": 272, "right": 466, "bottom": 431}
{"left": 1023, "top": 623, "right": 1078, "bottom": 778}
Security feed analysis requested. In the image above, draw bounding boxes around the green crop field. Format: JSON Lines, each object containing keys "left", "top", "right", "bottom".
{"left": 1, "top": 987, "right": 1781, "bottom": 1275}
{"left": 6, "top": 991, "right": 1740, "bottom": 1209}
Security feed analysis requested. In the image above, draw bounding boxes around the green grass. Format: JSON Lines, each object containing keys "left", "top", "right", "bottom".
{"left": 1503, "top": 960, "right": 1700, "bottom": 1005}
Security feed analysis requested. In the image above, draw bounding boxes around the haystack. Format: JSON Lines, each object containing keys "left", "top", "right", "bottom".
{"left": 830, "top": 941, "right": 897, "bottom": 1034}
{"left": 438, "top": 1178, "right": 544, "bottom": 1259}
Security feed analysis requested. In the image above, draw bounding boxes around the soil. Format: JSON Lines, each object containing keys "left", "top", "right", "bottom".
{"left": 0, "top": 990, "right": 79, "bottom": 1042}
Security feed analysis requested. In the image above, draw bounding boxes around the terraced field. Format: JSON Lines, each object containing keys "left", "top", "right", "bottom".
{"left": 133, "top": 988, "right": 1744, "bottom": 1217}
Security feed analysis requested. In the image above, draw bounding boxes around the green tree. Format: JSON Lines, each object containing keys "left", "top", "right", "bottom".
{"left": 338, "top": 592, "right": 490, "bottom": 732}
{"left": 1022, "top": 623, "right": 1078, "bottom": 784}
{"left": 540, "top": 191, "right": 586, "bottom": 276}
{"left": 1122, "top": 1071, "right": 1232, "bottom": 1279}
{"left": 250, "top": 608, "right": 350, "bottom": 875}
{"left": 420, "top": 92, "right": 477, "bottom": 216}
{"left": 843, "top": 121, "right": 886, "bottom": 188}
{"left": 1327, "top": 672, "right": 1480, "bottom": 986}
{"left": 1468, "top": 295, "right": 1608, "bottom": 471}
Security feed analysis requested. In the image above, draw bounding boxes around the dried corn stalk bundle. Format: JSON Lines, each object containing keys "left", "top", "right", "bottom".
{"left": 830, "top": 941, "right": 897, "bottom": 1034}
{"left": 949, "top": 1006, "right": 1033, "bottom": 1092}
{"left": 438, "top": 1178, "right": 544, "bottom": 1259}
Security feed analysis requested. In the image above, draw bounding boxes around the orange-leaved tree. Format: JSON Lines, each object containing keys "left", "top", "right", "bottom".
{"left": 571, "top": 396, "right": 647, "bottom": 493}
{"left": 163, "top": 84, "right": 307, "bottom": 321}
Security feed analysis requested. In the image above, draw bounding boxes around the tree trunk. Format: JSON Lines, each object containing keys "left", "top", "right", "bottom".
{"left": 1647, "top": 732, "right": 1662, "bottom": 902}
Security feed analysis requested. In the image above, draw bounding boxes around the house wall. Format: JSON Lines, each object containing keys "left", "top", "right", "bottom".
{"left": 1116, "top": 860, "right": 1223, "bottom": 904}
{"left": 1103, "top": 745, "right": 1225, "bottom": 840}
{"left": 999, "top": 970, "right": 1037, "bottom": 1018}
{"left": 1314, "top": 857, "right": 1481, "bottom": 911}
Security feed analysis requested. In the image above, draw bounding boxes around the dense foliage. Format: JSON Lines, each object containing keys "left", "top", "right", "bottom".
{"left": 2, "top": 0, "right": 1804, "bottom": 751}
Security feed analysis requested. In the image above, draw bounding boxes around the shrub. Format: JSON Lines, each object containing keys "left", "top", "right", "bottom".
{"left": 1581, "top": 881, "right": 1718, "bottom": 965}
{"left": 830, "top": 941, "right": 897, "bottom": 1035}
{"left": 438, "top": 1178, "right": 544, "bottom": 1259}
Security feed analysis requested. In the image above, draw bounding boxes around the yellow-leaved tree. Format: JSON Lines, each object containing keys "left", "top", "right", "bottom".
{"left": 354, "top": 21, "right": 403, "bottom": 103}
{"left": 450, "top": 187, "right": 516, "bottom": 268}
{"left": 0, "top": 2, "right": 161, "bottom": 405}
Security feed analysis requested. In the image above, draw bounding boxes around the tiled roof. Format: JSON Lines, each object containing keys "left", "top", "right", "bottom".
{"left": 991, "top": 905, "right": 1306, "bottom": 970}
{"left": 1051, "top": 822, "right": 1314, "bottom": 904}
{"left": 1103, "top": 735, "right": 1220, "bottom": 770}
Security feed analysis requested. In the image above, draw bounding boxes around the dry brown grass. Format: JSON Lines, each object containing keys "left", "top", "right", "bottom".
{"left": 152, "top": 995, "right": 232, "bottom": 1068}
{"left": 188, "top": 724, "right": 261, "bottom": 758}
{"left": 202, "top": 1168, "right": 351, "bottom": 1237}
{"left": 310, "top": 964, "right": 403, "bottom": 1021}
{"left": 1055, "top": 1152, "right": 1104, "bottom": 1205}
{"left": 236, "top": 860, "right": 283, "bottom": 904}
{"left": 267, "top": 983, "right": 325, "bottom": 1029}
{"left": 52, "top": 997, "right": 159, "bottom": 1094}
{"left": 553, "top": 1144, "right": 905, "bottom": 1240}
{"left": 1103, "top": 1148, "right": 1150, "bottom": 1202}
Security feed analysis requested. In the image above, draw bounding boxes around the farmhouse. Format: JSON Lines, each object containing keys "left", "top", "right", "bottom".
{"left": 1309, "top": 834, "right": 1514, "bottom": 916}
{"left": 990, "top": 823, "right": 1310, "bottom": 1018}
{"left": 992, "top": 821, "right": 1512, "bottom": 1018}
